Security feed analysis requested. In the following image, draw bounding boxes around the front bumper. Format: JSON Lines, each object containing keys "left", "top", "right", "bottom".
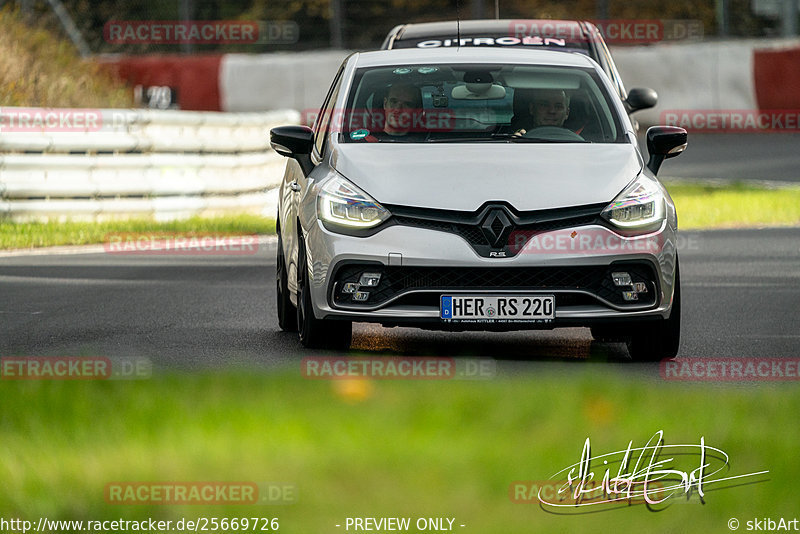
{"left": 303, "top": 218, "right": 677, "bottom": 329}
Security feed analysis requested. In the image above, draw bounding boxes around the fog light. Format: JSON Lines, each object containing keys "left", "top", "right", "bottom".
{"left": 633, "top": 282, "right": 648, "bottom": 293}
{"left": 342, "top": 282, "right": 359, "bottom": 294}
{"left": 612, "top": 272, "right": 632, "bottom": 286}
{"left": 353, "top": 291, "right": 370, "bottom": 302}
{"left": 622, "top": 290, "right": 639, "bottom": 301}
{"left": 359, "top": 272, "right": 382, "bottom": 287}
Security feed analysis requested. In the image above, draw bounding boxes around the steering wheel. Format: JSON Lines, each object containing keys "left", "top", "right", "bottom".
{"left": 523, "top": 126, "right": 586, "bottom": 142}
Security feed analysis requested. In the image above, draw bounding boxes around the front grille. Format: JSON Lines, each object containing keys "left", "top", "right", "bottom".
{"left": 393, "top": 215, "right": 601, "bottom": 248}
{"left": 387, "top": 202, "right": 604, "bottom": 256}
{"left": 332, "top": 262, "right": 658, "bottom": 309}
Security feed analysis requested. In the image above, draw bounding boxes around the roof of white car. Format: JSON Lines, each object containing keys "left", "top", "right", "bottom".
{"left": 354, "top": 47, "right": 597, "bottom": 69}
{"left": 389, "top": 19, "right": 588, "bottom": 39}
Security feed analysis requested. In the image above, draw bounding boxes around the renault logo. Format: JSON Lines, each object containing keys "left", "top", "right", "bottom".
{"left": 480, "top": 209, "right": 513, "bottom": 249}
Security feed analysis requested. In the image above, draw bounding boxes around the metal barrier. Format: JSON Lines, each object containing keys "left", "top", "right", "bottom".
{"left": 0, "top": 108, "right": 299, "bottom": 221}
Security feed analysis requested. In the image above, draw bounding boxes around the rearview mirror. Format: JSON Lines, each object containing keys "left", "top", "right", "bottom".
{"left": 646, "top": 126, "right": 687, "bottom": 175}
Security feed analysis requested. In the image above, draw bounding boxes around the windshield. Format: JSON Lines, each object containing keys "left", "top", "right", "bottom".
{"left": 339, "top": 63, "right": 625, "bottom": 144}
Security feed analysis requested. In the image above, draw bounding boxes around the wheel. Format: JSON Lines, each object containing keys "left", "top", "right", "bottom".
{"left": 276, "top": 230, "right": 297, "bottom": 332}
{"left": 296, "top": 233, "right": 352, "bottom": 350}
{"left": 626, "top": 259, "right": 681, "bottom": 361}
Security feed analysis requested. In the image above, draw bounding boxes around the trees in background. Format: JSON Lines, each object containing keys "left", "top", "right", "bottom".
{"left": 17, "top": 0, "right": 779, "bottom": 54}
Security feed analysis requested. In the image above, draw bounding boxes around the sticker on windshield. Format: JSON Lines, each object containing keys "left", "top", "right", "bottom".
{"left": 417, "top": 66, "right": 439, "bottom": 74}
{"left": 350, "top": 129, "right": 369, "bottom": 140}
{"left": 392, "top": 67, "right": 413, "bottom": 74}
{"left": 416, "top": 37, "right": 567, "bottom": 48}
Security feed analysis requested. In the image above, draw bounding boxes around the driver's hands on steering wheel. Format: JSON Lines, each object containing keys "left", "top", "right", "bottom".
{"left": 516, "top": 125, "right": 586, "bottom": 142}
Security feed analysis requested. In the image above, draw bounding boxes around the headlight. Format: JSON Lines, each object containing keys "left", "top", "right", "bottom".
{"left": 601, "top": 175, "right": 665, "bottom": 230}
{"left": 317, "top": 175, "right": 390, "bottom": 229}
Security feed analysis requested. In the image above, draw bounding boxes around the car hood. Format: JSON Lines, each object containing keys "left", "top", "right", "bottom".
{"left": 331, "top": 143, "right": 642, "bottom": 212}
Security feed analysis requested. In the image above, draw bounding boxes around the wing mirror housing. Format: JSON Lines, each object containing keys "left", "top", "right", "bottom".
{"left": 646, "top": 126, "right": 687, "bottom": 175}
{"left": 270, "top": 125, "right": 314, "bottom": 176}
{"left": 626, "top": 87, "right": 658, "bottom": 113}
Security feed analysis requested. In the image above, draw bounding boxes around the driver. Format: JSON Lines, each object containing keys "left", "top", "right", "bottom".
{"left": 513, "top": 89, "right": 570, "bottom": 136}
{"left": 360, "top": 83, "right": 425, "bottom": 142}
{"left": 383, "top": 82, "right": 423, "bottom": 135}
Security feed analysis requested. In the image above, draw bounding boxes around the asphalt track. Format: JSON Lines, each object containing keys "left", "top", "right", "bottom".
{"left": 1, "top": 132, "right": 799, "bottom": 372}
{"left": 639, "top": 132, "right": 800, "bottom": 183}
{"left": 1, "top": 228, "right": 798, "bottom": 373}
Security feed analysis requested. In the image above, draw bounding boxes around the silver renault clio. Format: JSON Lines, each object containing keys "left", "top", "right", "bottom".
{"left": 271, "top": 48, "right": 687, "bottom": 360}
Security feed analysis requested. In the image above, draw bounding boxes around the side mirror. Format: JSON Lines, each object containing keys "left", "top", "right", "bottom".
{"left": 646, "top": 126, "right": 687, "bottom": 175}
{"left": 270, "top": 125, "right": 314, "bottom": 175}
{"left": 626, "top": 87, "right": 658, "bottom": 113}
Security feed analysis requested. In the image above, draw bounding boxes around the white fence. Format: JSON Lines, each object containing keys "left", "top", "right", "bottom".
{"left": 0, "top": 108, "right": 298, "bottom": 222}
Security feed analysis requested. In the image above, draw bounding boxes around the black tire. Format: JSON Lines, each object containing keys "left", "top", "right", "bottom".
{"left": 296, "top": 233, "right": 352, "bottom": 350}
{"left": 626, "top": 259, "right": 681, "bottom": 361}
{"left": 276, "top": 230, "right": 298, "bottom": 332}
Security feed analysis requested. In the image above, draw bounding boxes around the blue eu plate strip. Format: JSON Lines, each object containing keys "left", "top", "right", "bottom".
{"left": 440, "top": 296, "right": 452, "bottom": 319}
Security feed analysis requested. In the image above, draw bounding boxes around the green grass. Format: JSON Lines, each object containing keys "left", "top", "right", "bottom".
{"left": 666, "top": 182, "right": 800, "bottom": 230}
{"left": 0, "top": 215, "right": 276, "bottom": 250}
{"left": 0, "top": 368, "right": 797, "bottom": 532}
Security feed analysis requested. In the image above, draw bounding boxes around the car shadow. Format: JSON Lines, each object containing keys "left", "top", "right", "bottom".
{"left": 342, "top": 324, "right": 631, "bottom": 362}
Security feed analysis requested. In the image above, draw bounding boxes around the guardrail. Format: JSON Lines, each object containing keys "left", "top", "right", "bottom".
{"left": 0, "top": 108, "right": 299, "bottom": 222}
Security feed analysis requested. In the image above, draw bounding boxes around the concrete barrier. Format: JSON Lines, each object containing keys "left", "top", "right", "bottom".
{"left": 0, "top": 108, "right": 299, "bottom": 222}
{"left": 753, "top": 42, "right": 800, "bottom": 108}
{"left": 611, "top": 41, "right": 757, "bottom": 126}
{"left": 612, "top": 38, "right": 800, "bottom": 127}
{"left": 102, "top": 40, "right": 800, "bottom": 126}
{"left": 220, "top": 50, "right": 349, "bottom": 113}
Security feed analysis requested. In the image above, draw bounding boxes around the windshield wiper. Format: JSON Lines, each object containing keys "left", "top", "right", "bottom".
{"left": 509, "top": 136, "right": 588, "bottom": 143}
{"left": 427, "top": 137, "right": 505, "bottom": 143}
{"left": 426, "top": 135, "right": 588, "bottom": 143}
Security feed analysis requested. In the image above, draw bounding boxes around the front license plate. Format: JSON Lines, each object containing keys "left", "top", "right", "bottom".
{"left": 440, "top": 295, "right": 555, "bottom": 322}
